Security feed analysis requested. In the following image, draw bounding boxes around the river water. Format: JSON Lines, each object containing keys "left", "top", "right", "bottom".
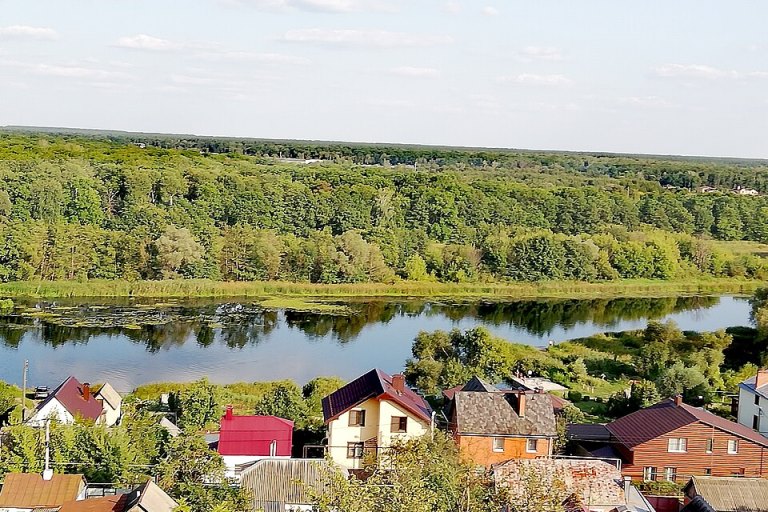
{"left": 0, "top": 295, "right": 752, "bottom": 392}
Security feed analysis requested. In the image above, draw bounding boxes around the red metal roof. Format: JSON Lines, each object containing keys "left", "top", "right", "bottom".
{"left": 607, "top": 398, "right": 768, "bottom": 449}
{"left": 36, "top": 376, "right": 103, "bottom": 421}
{"left": 322, "top": 369, "right": 433, "bottom": 424}
{"left": 218, "top": 413, "right": 294, "bottom": 456}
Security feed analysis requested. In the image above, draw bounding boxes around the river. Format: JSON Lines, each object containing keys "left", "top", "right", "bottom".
{"left": 0, "top": 295, "right": 752, "bottom": 392}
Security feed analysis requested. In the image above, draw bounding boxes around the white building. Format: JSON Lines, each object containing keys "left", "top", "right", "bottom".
{"left": 737, "top": 368, "right": 768, "bottom": 435}
{"left": 26, "top": 376, "right": 121, "bottom": 427}
{"left": 321, "top": 369, "right": 434, "bottom": 471}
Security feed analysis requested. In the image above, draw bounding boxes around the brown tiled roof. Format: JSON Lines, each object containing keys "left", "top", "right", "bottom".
{"left": 494, "top": 459, "right": 625, "bottom": 507}
{"left": 684, "top": 476, "right": 768, "bottom": 512}
{"left": 36, "top": 376, "right": 103, "bottom": 421}
{"left": 59, "top": 495, "right": 125, "bottom": 512}
{"left": 451, "top": 390, "right": 556, "bottom": 437}
{"left": 322, "top": 369, "right": 432, "bottom": 424}
{"left": 607, "top": 398, "right": 768, "bottom": 449}
{"left": 0, "top": 473, "right": 85, "bottom": 508}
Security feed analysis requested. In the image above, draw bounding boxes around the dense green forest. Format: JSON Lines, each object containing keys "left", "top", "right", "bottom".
{"left": 1, "top": 130, "right": 768, "bottom": 285}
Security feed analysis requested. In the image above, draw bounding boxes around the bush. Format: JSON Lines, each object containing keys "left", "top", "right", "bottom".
{"left": 0, "top": 299, "right": 13, "bottom": 311}
{"left": 568, "top": 390, "right": 583, "bottom": 402}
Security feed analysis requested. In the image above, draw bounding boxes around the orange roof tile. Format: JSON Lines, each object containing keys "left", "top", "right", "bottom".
{"left": 0, "top": 473, "right": 85, "bottom": 508}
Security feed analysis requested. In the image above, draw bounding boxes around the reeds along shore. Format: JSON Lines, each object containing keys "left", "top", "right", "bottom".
{"left": 0, "top": 277, "right": 762, "bottom": 300}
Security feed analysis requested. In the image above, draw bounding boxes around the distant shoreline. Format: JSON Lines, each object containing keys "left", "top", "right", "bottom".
{"left": 0, "top": 278, "right": 762, "bottom": 300}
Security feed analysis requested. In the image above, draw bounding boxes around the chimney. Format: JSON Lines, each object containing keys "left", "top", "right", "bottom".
{"left": 225, "top": 405, "right": 233, "bottom": 420}
{"left": 82, "top": 383, "right": 90, "bottom": 402}
{"left": 392, "top": 374, "right": 405, "bottom": 394}
{"left": 623, "top": 476, "right": 632, "bottom": 502}
{"left": 673, "top": 395, "right": 683, "bottom": 406}
{"left": 756, "top": 369, "right": 768, "bottom": 390}
{"left": 42, "top": 468, "right": 53, "bottom": 481}
{"left": 517, "top": 392, "right": 526, "bottom": 418}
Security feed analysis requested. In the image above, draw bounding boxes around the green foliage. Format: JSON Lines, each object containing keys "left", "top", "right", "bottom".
{"left": 606, "top": 380, "right": 661, "bottom": 417}
{"left": 253, "top": 381, "right": 309, "bottom": 428}
{"left": 405, "top": 327, "right": 562, "bottom": 395}
{"left": 311, "top": 432, "right": 507, "bottom": 512}
{"left": 0, "top": 133, "right": 766, "bottom": 286}
{"left": 0, "top": 298, "right": 12, "bottom": 311}
{"left": 171, "top": 378, "right": 221, "bottom": 430}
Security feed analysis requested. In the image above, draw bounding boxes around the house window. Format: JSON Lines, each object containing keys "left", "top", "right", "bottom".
{"left": 526, "top": 439, "right": 538, "bottom": 453}
{"left": 727, "top": 439, "right": 739, "bottom": 454}
{"left": 390, "top": 416, "right": 408, "bottom": 433}
{"left": 704, "top": 468, "right": 712, "bottom": 475}
{"left": 642, "top": 467, "right": 657, "bottom": 481}
{"left": 754, "top": 415, "right": 760, "bottom": 430}
{"left": 756, "top": 394, "right": 761, "bottom": 406}
{"left": 346, "top": 442, "right": 364, "bottom": 459}
{"left": 492, "top": 437, "right": 505, "bottom": 452}
{"left": 705, "top": 438, "right": 713, "bottom": 453}
{"left": 667, "top": 438, "right": 687, "bottom": 453}
{"left": 348, "top": 410, "right": 366, "bottom": 427}
{"left": 664, "top": 467, "right": 677, "bottom": 482}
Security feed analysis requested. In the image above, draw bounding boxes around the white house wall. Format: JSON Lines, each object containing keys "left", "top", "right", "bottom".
{"left": 738, "top": 387, "right": 768, "bottom": 436}
{"left": 26, "top": 399, "right": 74, "bottom": 427}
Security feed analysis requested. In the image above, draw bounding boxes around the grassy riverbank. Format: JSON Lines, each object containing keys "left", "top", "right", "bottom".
{"left": 0, "top": 277, "right": 763, "bottom": 300}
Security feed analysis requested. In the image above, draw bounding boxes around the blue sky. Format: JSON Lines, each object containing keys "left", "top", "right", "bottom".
{"left": 1, "top": 0, "right": 766, "bottom": 157}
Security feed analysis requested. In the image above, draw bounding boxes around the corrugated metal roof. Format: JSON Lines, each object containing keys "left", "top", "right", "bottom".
{"left": 0, "top": 473, "right": 86, "bottom": 508}
{"left": 607, "top": 398, "right": 768, "bottom": 449}
{"left": 567, "top": 423, "right": 612, "bottom": 441}
{"left": 218, "top": 414, "right": 294, "bottom": 456}
{"left": 321, "top": 368, "right": 432, "bottom": 424}
{"left": 686, "top": 476, "right": 768, "bottom": 512}
{"left": 240, "top": 459, "right": 348, "bottom": 512}
{"left": 451, "top": 391, "right": 556, "bottom": 437}
{"left": 59, "top": 494, "right": 124, "bottom": 511}
{"left": 36, "top": 376, "right": 103, "bottom": 421}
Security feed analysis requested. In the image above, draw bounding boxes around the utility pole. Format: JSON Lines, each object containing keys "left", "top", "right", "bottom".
{"left": 21, "top": 359, "right": 28, "bottom": 422}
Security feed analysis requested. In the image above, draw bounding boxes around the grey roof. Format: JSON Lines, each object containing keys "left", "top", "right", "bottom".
{"left": 240, "top": 459, "right": 348, "bottom": 512}
{"left": 124, "top": 480, "right": 179, "bottom": 512}
{"left": 739, "top": 375, "right": 768, "bottom": 400}
{"left": 567, "top": 423, "right": 612, "bottom": 441}
{"left": 684, "top": 476, "right": 768, "bottom": 512}
{"left": 461, "top": 376, "right": 499, "bottom": 393}
{"left": 452, "top": 391, "right": 556, "bottom": 437}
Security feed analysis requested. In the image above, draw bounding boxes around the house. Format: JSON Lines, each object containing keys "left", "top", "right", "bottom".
{"left": 240, "top": 458, "right": 348, "bottom": 512}
{"left": 321, "top": 369, "right": 433, "bottom": 471}
{"left": 681, "top": 476, "right": 768, "bottom": 512}
{"left": 58, "top": 480, "right": 178, "bottom": 512}
{"left": 94, "top": 383, "right": 122, "bottom": 427}
{"left": 568, "top": 396, "right": 768, "bottom": 482}
{"left": 507, "top": 375, "right": 568, "bottom": 394}
{"left": 446, "top": 377, "right": 557, "bottom": 466}
{"left": 736, "top": 368, "right": 768, "bottom": 435}
{"left": 158, "top": 417, "right": 181, "bottom": 438}
{"left": 0, "top": 472, "right": 86, "bottom": 512}
{"left": 217, "top": 406, "right": 294, "bottom": 479}
{"left": 26, "top": 377, "right": 121, "bottom": 427}
{"left": 493, "top": 459, "right": 655, "bottom": 512}
{"left": 734, "top": 186, "right": 759, "bottom": 196}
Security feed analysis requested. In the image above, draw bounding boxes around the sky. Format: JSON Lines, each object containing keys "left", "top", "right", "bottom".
{"left": 0, "top": 0, "right": 766, "bottom": 158}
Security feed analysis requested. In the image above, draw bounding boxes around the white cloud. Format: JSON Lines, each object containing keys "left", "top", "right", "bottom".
{"left": 389, "top": 66, "right": 439, "bottom": 78}
{"left": 654, "top": 63, "right": 768, "bottom": 81}
{"left": 501, "top": 73, "right": 572, "bottom": 86}
{"left": 619, "top": 96, "right": 676, "bottom": 109}
{"left": 482, "top": 6, "right": 498, "bottom": 16}
{"left": 115, "top": 34, "right": 184, "bottom": 51}
{"left": 518, "top": 46, "right": 562, "bottom": 61}
{"left": 33, "top": 63, "right": 132, "bottom": 81}
{"left": 221, "top": 0, "right": 394, "bottom": 12}
{"left": 0, "top": 25, "right": 58, "bottom": 40}
{"left": 197, "top": 51, "right": 307, "bottom": 65}
{"left": 283, "top": 28, "right": 453, "bottom": 48}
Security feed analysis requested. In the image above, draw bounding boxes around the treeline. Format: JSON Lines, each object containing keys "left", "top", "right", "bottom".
{"left": 1, "top": 134, "right": 768, "bottom": 284}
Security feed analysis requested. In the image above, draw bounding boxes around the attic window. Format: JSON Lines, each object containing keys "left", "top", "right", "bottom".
{"left": 667, "top": 438, "right": 687, "bottom": 453}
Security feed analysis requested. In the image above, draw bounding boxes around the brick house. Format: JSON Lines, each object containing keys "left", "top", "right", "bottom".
{"left": 446, "top": 377, "right": 557, "bottom": 466}
{"left": 569, "top": 396, "right": 768, "bottom": 483}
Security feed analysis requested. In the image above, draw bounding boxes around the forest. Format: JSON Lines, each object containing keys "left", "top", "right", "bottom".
{"left": 1, "top": 130, "right": 768, "bottom": 286}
